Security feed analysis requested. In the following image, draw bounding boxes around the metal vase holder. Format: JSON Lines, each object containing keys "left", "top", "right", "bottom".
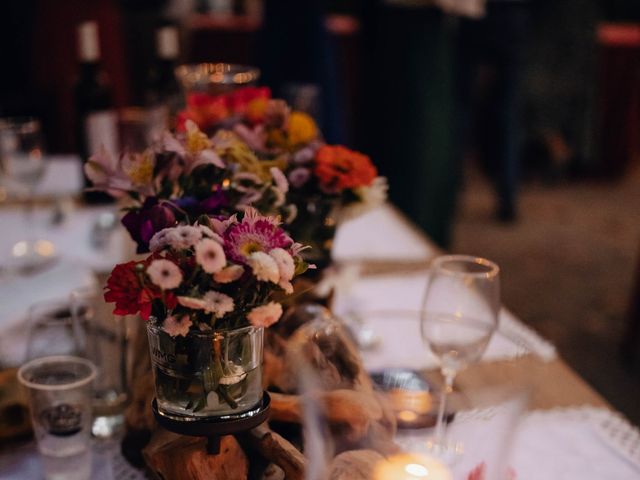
{"left": 151, "top": 391, "right": 271, "bottom": 455}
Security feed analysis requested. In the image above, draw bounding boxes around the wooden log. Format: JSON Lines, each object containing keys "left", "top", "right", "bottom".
{"left": 143, "top": 428, "right": 249, "bottom": 480}
{"left": 269, "top": 389, "right": 395, "bottom": 446}
{"left": 328, "top": 450, "right": 386, "bottom": 480}
{"left": 246, "top": 424, "right": 306, "bottom": 480}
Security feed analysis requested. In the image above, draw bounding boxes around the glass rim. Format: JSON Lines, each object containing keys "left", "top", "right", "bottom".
{"left": 431, "top": 254, "right": 499, "bottom": 279}
{"left": 147, "top": 320, "right": 262, "bottom": 337}
{"left": 17, "top": 355, "right": 97, "bottom": 391}
{"left": 0, "top": 116, "right": 41, "bottom": 133}
{"left": 175, "top": 63, "right": 260, "bottom": 88}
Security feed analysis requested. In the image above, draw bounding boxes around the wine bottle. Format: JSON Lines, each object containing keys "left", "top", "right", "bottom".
{"left": 145, "top": 25, "right": 182, "bottom": 121}
{"left": 74, "top": 21, "right": 118, "bottom": 204}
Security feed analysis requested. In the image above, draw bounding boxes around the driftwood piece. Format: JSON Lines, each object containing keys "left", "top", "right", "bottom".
{"left": 328, "top": 450, "right": 386, "bottom": 480}
{"left": 143, "top": 428, "right": 249, "bottom": 480}
{"left": 246, "top": 424, "right": 306, "bottom": 480}
{"left": 269, "top": 389, "right": 396, "bottom": 451}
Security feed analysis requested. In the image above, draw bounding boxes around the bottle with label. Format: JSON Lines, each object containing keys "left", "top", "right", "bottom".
{"left": 145, "top": 24, "right": 182, "bottom": 125}
{"left": 74, "top": 21, "right": 118, "bottom": 204}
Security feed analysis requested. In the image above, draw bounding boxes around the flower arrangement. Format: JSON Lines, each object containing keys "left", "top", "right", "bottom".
{"left": 104, "top": 208, "right": 311, "bottom": 415}
{"left": 177, "top": 86, "right": 388, "bottom": 266}
{"left": 85, "top": 119, "right": 294, "bottom": 253}
{"left": 104, "top": 208, "right": 310, "bottom": 332}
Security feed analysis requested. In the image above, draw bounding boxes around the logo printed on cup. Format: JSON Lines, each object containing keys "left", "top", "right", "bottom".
{"left": 39, "top": 404, "right": 83, "bottom": 437}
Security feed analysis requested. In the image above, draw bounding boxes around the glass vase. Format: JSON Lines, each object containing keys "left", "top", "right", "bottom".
{"left": 147, "top": 321, "right": 264, "bottom": 418}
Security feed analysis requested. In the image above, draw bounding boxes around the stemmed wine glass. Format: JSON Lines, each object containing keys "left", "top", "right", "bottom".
{"left": 420, "top": 255, "right": 500, "bottom": 459}
{"left": 0, "top": 117, "right": 55, "bottom": 272}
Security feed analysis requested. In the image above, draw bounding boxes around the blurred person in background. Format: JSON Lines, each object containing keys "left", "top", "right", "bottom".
{"left": 455, "top": 0, "right": 532, "bottom": 222}
{"left": 257, "top": 0, "right": 347, "bottom": 144}
{"left": 359, "top": 0, "right": 457, "bottom": 247}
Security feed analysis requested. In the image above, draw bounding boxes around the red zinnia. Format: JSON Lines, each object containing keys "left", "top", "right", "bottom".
{"left": 105, "top": 259, "right": 178, "bottom": 320}
{"left": 104, "top": 261, "right": 144, "bottom": 317}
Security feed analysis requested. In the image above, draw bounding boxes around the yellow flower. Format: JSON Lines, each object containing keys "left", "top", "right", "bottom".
{"left": 124, "top": 150, "right": 154, "bottom": 186}
{"left": 185, "top": 120, "right": 211, "bottom": 154}
{"left": 287, "top": 111, "right": 318, "bottom": 146}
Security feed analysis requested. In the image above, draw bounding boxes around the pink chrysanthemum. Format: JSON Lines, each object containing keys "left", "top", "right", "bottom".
{"left": 223, "top": 209, "right": 292, "bottom": 263}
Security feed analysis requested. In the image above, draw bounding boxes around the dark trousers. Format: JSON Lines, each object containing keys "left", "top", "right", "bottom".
{"left": 456, "top": 3, "right": 531, "bottom": 214}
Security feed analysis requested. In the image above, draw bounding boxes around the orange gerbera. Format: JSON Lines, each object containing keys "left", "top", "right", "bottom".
{"left": 314, "top": 145, "right": 377, "bottom": 192}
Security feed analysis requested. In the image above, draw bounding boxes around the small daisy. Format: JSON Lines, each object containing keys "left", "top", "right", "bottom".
{"left": 247, "top": 252, "right": 280, "bottom": 283}
{"left": 167, "top": 225, "right": 202, "bottom": 250}
{"left": 202, "top": 290, "right": 235, "bottom": 318}
{"left": 147, "top": 259, "right": 183, "bottom": 290}
{"left": 288, "top": 167, "right": 311, "bottom": 188}
{"left": 214, "top": 265, "right": 244, "bottom": 283}
{"left": 162, "top": 315, "right": 192, "bottom": 337}
{"left": 247, "top": 302, "right": 283, "bottom": 328}
{"left": 195, "top": 238, "right": 226, "bottom": 274}
{"left": 177, "top": 296, "right": 207, "bottom": 310}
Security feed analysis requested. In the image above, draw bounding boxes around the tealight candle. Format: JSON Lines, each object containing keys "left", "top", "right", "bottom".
{"left": 372, "top": 453, "right": 453, "bottom": 480}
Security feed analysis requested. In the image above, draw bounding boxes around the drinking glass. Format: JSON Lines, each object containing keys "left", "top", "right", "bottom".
{"left": 71, "top": 286, "right": 128, "bottom": 439}
{"left": 26, "top": 300, "right": 84, "bottom": 362}
{"left": 420, "top": 255, "right": 500, "bottom": 458}
{"left": 17, "top": 355, "right": 96, "bottom": 480}
{"left": 0, "top": 117, "right": 55, "bottom": 272}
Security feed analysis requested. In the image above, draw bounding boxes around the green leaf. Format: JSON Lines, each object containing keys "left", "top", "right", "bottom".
{"left": 203, "top": 366, "right": 218, "bottom": 393}
{"left": 193, "top": 397, "right": 206, "bottom": 412}
{"left": 217, "top": 385, "right": 238, "bottom": 409}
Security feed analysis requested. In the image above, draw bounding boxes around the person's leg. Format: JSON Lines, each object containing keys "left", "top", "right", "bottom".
{"left": 484, "top": 4, "right": 530, "bottom": 221}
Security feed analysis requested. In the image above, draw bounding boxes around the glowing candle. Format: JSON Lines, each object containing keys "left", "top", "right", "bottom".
{"left": 373, "top": 453, "right": 453, "bottom": 480}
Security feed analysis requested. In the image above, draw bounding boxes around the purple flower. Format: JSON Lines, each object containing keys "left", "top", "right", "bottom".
{"left": 121, "top": 198, "right": 176, "bottom": 253}
{"left": 288, "top": 167, "right": 311, "bottom": 188}
{"left": 174, "top": 190, "right": 228, "bottom": 217}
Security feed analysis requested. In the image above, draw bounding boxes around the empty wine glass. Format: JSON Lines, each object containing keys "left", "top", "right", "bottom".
{"left": 0, "top": 117, "right": 55, "bottom": 272}
{"left": 420, "top": 255, "right": 500, "bottom": 460}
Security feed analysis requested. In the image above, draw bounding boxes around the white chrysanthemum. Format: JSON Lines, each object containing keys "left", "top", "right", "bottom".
{"left": 149, "top": 228, "right": 173, "bottom": 252}
{"left": 147, "top": 259, "right": 183, "bottom": 290}
{"left": 167, "top": 225, "right": 202, "bottom": 250}
{"left": 195, "top": 238, "right": 226, "bottom": 274}
{"left": 213, "top": 265, "right": 244, "bottom": 283}
{"left": 247, "top": 251, "right": 280, "bottom": 283}
{"left": 202, "top": 291, "right": 235, "bottom": 318}
{"left": 198, "top": 224, "right": 223, "bottom": 242}
{"left": 247, "top": 302, "right": 283, "bottom": 328}
{"left": 162, "top": 315, "right": 192, "bottom": 337}
{"left": 269, "top": 248, "right": 295, "bottom": 282}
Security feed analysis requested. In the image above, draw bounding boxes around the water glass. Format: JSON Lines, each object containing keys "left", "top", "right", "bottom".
{"left": 17, "top": 355, "right": 96, "bottom": 480}
{"left": 71, "top": 287, "right": 128, "bottom": 439}
{"left": 26, "top": 300, "right": 84, "bottom": 362}
{"left": 0, "top": 117, "right": 55, "bottom": 272}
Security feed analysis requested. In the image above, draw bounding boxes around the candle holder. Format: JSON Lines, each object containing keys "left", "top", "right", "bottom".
{"left": 151, "top": 391, "right": 271, "bottom": 455}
